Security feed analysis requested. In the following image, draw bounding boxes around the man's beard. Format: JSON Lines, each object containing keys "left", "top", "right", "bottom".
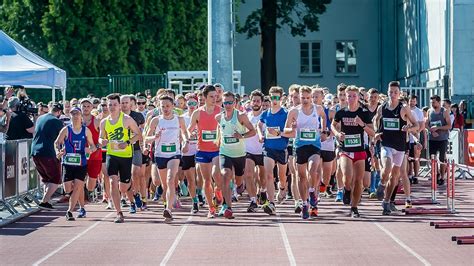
{"left": 252, "top": 105, "right": 261, "bottom": 111}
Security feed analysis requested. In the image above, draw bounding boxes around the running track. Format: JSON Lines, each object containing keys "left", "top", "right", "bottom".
{"left": 1, "top": 178, "right": 473, "bottom": 265}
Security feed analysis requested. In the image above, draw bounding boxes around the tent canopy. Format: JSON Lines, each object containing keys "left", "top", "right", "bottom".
{"left": 0, "top": 30, "right": 66, "bottom": 90}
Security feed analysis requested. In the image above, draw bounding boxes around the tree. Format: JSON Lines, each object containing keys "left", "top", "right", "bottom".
{"left": 237, "top": 0, "right": 331, "bottom": 94}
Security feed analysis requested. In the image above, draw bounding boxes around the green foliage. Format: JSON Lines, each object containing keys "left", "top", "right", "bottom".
{"left": 0, "top": 0, "right": 208, "bottom": 77}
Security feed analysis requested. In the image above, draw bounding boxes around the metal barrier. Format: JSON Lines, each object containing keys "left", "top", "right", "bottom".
{"left": 0, "top": 138, "right": 42, "bottom": 224}
{"left": 401, "top": 86, "right": 445, "bottom": 108}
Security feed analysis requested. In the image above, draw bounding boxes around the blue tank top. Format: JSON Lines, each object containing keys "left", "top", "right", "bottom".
{"left": 63, "top": 125, "right": 87, "bottom": 166}
{"left": 260, "top": 108, "right": 289, "bottom": 150}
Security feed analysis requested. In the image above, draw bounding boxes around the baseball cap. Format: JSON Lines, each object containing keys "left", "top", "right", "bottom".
{"left": 70, "top": 106, "right": 82, "bottom": 113}
{"left": 80, "top": 98, "right": 93, "bottom": 104}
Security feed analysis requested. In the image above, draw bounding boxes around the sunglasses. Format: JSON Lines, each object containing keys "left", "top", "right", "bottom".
{"left": 223, "top": 101, "right": 234, "bottom": 105}
{"left": 270, "top": 95, "right": 281, "bottom": 101}
{"left": 187, "top": 101, "right": 198, "bottom": 106}
{"left": 137, "top": 102, "right": 146, "bottom": 105}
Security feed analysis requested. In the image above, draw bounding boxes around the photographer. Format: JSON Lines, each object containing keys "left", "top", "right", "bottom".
{"left": 5, "top": 96, "right": 35, "bottom": 140}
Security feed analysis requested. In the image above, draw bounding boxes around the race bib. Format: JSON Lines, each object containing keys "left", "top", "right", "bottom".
{"left": 110, "top": 140, "right": 126, "bottom": 151}
{"left": 161, "top": 143, "right": 177, "bottom": 153}
{"left": 344, "top": 134, "right": 361, "bottom": 148}
{"left": 430, "top": 120, "right": 442, "bottom": 127}
{"left": 383, "top": 118, "right": 400, "bottom": 131}
{"left": 223, "top": 136, "right": 239, "bottom": 145}
{"left": 265, "top": 126, "right": 281, "bottom": 139}
{"left": 300, "top": 128, "right": 316, "bottom": 141}
{"left": 202, "top": 130, "right": 217, "bottom": 142}
{"left": 64, "top": 153, "right": 82, "bottom": 166}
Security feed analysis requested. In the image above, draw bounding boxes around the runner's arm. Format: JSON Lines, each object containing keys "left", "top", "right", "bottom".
{"left": 144, "top": 117, "right": 159, "bottom": 144}
{"left": 85, "top": 128, "right": 97, "bottom": 153}
{"left": 316, "top": 105, "right": 327, "bottom": 133}
{"left": 402, "top": 106, "right": 419, "bottom": 133}
{"left": 98, "top": 119, "right": 108, "bottom": 146}
{"left": 282, "top": 109, "right": 297, "bottom": 138}
{"left": 125, "top": 116, "right": 142, "bottom": 144}
{"left": 238, "top": 113, "right": 256, "bottom": 138}
{"left": 187, "top": 109, "right": 199, "bottom": 135}
{"left": 373, "top": 104, "right": 383, "bottom": 132}
{"left": 178, "top": 116, "right": 189, "bottom": 142}
{"left": 54, "top": 127, "right": 67, "bottom": 151}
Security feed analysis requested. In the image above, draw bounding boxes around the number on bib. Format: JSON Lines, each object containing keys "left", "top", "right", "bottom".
{"left": 383, "top": 118, "right": 400, "bottom": 131}
{"left": 300, "top": 129, "right": 316, "bottom": 140}
{"left": 64, "top": 153, "right": 82, "bottom": 166}
{"left": 202, "top": 130, "right": 217, "bottom": 142}
{"left": 161, "top": 143, "right": 177, "bottom": 153}
{"left": 344, "top": 134, "right": 361, "bottom": 148}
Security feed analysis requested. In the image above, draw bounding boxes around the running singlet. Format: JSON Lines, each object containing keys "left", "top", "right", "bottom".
{"left": 63, "top": 125, "right": 87, "bottom": 167}
{"left": 381, "top": 102, "right": 407, "bottom": 152}
{"left": 154, "top": 115, "right": 181, "bottom": 158}
{"left": 197, "top": 106, "right": 221, "bottom": 152}
{"left": 219, "top": 109, "right": 246, "bottom": 158}
{"left": 294, "top": 105, "right": 321, "bottom": 149}
{"left": 182, "top": 113, "right": 197, "bottom": 156}
{"left": 87, "top": 117, "right": 102, "bottom": 161}
{"left": 320, "top": 106, "right": 335, "bottom": 151}
{"left": 245, "top": 111, "right": 263, "bottom": 155}
{"left": 105, "top": 112, "right": 132, "bottom": 158}
{"left": 260, "top": 108, "right": 289, "bottom": 150}
{"left": 333, "top": 107, "right": 371, "bottom": 152}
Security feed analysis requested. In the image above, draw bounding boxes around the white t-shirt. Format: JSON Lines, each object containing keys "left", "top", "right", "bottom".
{"left": 409, "top": 107, "right": 424, "bottom": 143}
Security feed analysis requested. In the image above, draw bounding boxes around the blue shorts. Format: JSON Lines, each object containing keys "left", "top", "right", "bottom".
{"left": 195, "top": 151, "right": 219, "bottom": 163}
{"left": 155, "top": 155, "right": 181, "bottom": 169}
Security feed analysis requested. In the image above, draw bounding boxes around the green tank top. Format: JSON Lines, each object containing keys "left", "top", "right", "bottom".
{"left": 105, "top": 112, "right": 132, "bottom": 158}
{"left": 219, "top": 109, "right": 246, "bottom": 158}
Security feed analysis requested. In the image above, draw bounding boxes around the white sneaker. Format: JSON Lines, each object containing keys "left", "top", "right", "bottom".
{"left": 106, "top": 201, "right": 113, "bottom": 210}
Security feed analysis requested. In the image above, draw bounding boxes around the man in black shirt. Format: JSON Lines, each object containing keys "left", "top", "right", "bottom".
{"left": 5, "top": 97, "right": 34, "bottom": 140}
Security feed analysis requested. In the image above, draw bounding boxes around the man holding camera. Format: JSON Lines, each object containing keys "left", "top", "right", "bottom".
{"left": 5, "top": 96, "right": 35, "bottom": 140}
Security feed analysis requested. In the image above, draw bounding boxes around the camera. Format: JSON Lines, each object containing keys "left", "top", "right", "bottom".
{"left": 12, "top": 85, "right": 38, "bottom": 115}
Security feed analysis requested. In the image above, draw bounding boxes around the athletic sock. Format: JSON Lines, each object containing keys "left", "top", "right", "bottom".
{"left": 196, "top": 188, "right": 202, "bottom": 195}
{"left": 308, "top": 187, "right": 315, "bottom": 193}
{"left": 192, "top": 197, "right": 198, "bottom": 203}
{"left": 250, "top": 197, "right": 256, "bottom": 203}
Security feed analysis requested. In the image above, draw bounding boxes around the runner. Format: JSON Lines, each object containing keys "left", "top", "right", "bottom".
{"left": 318, "top": 91, "right": 337, "bottom": 199}
{"left": 54, "top": 107, "right": 97, "bottom": 220}
{"left": 216, "top": 91, "right": 255, "bottom": 218}
{"left": 407, "top": 94, "right": 425, "bottom": 184}
{"left": 187, "top": 85, "right": 222, "bottom": 218}
{"left": 286, "top": 86, "right": 327, "bottom": 219}
{"left": 144, "top": 95, "right": 189, "bottom": 221}
{"left": 287, "top": 85, "right": 301, "bottom": 212}
{"left": 331, "top": 86, "right": 375, "bottom": 218}
{"left": 332, "top": 83, "right": 349, "bottom": 202}
{"left": 97, "top": 101, "right": 113, "bottom": 209}
{"left": 258, "top": 86, "right": 291, "bottom": 215}
{"left": 243, "top": 90, "right": 266, "bottom": 213}
{"left": 367, "top": 89, "right": 381, "bottom": 198}
{"left": 99, "top": 93, "right": 142, "bottom": 223}
{"left": 374, "top": 81, "right": 419, "bottom": 215}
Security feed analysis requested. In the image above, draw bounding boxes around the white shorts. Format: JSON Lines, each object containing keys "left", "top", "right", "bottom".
{"left": 381, "top": 146, "right": 405, "bottom": 167}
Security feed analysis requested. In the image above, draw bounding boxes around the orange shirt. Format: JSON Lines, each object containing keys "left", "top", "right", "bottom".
{"left": 197, "top": 106, "right": 221, "bottom": 152}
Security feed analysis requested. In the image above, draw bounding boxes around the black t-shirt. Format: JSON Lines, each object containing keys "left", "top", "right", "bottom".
{"left": 128, "top": 110, "right": 145, "bottom": 150}
{"left": 6, "top": 111, "right": 34, "bottom": 140}
{"left": 334, "top": 107, "right": 372, "bottom": 152}
{"left": 31, "top": 113, "right": 64, "bottom": 157}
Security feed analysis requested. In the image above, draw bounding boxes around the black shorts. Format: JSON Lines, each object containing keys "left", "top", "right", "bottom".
{"left": 429, "top": 140, "right": 448, "bottom": 162}
{"left": 320, "top": 150, "right": 336, "bottom": 163}
{"left": 155, "top": 155, "right": 181, "bottom": 170}
{"left": 295, "top": 145, "right": 321, "bottom": 164}
{"left": 142, "top": 154, "right": 151, "bottom": 166}
{"left": 365, "top": 147, "right": 372, "bottom": 172}
{"left": 246, "top": 152, "right": 264, "bottom": 166}
{"left": 181, "top": 155, "right": 196, "bottom": 170}
{"left": 101, "top": 151, "right": 107, "bottom": 163}
{"left": 220, "top": 155, "right": 246, "bottom": 176}
{"left": 263, "top": 147, "right": 288, "bottom": 165}
{"left": 287, "top": 145, "right": 294, "bottom": 156}
{"left": 63, "top": 165, "right": 88, "bottom": 182}
{"left": 106, "top": 155, "right": 133, "bottom": 183}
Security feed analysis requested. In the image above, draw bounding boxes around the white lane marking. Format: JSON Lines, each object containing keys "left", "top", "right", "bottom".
{"left": 277, "top": 215, "right": 297, "bottom": 266}
{"left": 374, "top": 222, "right": 431, "bottom": 266}
{"left": 33, "top": 212, "right": 114, "bottom": 266}
{"left": 160, "top": 216, "right": 193, "bottom": 266}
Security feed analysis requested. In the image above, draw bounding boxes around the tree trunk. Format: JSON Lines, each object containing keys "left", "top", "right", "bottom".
{"left": 260, "top": 0, "right": 277, "bottom": 95}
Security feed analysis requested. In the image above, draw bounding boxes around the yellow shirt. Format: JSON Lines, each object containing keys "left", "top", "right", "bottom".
{"left": 105, "top": 112, "right": 132, "bottom": 158}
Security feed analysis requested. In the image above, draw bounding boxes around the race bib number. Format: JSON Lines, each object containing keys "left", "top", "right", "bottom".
{"left": 223, "top": 136, "right": 239, "bottom": 145}
{"left": 383, "top": 118, "right": 400, "bottom": 131}
{"left": 64, "top": 153, "right": 82, "bottom": 166}
{"left": 344, "top": 134, "right": 361, "bottom": 148}
{"left": 110, "top": 140, "right": 126, "bottom": 151}
{"left": 202, "top": 130, "right": 217, "bottom": 142}
{"left": 161, "top": 143, "right": 177, "bottom": 153}
{"left": 300, "top": 128, "right": 316, "bottom": 141}
{"left": 265, "top": 127, "right": 281, "bottom": 139}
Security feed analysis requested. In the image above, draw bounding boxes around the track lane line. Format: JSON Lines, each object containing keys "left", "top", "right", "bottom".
{"left": 160, "top": 216, "right": 193, "bottom": 266}
{"left": 277, "top": 214, "right": 296, "bottom": 266}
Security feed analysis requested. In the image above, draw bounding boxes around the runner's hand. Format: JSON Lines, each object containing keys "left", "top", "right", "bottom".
{"left": 431, "top": 131, "right": 439, "bottom": 138}
{"left": 337, "top": 132, "right": 345, "bottom": 141}
{"left": 100, "top": 138, "right": 108, "bottom": 147}
{"left": 401, "top": 125, "right": 409, "bottom": 132}
{"left": 374, "top": 133, "right": 382, "bottom": 142}
{"left": 154, "top": 129, "right": 162, "bottom": 140}
{"left": 233, "top": 132, "right": 243, "bottom": 139}
{"left": 354, "top": 115, "right": 364, "bottom": 127}
{"left": 56, "top": 148, "right": 65, "bottom": 159}
{"left": 258, "top": 135, "right": 264, "bottom": 143}
{"left": 267, "top": 128, "right": 279, "bottom": 136}
{"left": 320, "top": 131, "right": 327, "bottom": 142}
{"left": 415, "top": 142, "right": 422, "bottom": 151}
{"left": 182, "top": 142, "right": 189, "bottom": 153}
{"left": 117, "top": 142, "right": 128, "bottom": 149}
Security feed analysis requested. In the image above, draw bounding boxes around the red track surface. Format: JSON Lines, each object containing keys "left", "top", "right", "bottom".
{"left": 1, "top": 178, "right": 473, "bottom": 265}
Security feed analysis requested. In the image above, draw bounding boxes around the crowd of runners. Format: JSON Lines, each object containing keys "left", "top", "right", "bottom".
{"left": 26, "top": 81, "right": 455, "bottom": 223}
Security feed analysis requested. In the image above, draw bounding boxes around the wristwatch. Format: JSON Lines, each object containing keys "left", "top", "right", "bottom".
{"left": 126, "top": 140, "right": 131, "bottom": 145}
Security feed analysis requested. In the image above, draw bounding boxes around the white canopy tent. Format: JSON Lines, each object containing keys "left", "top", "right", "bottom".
{"left": 0, "top": 30, "right": 66, "bottom": 102}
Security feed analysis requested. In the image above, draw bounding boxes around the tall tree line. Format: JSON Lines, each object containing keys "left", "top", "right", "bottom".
{"left": 0, "top": 0, "right": 208, "bottom": 77}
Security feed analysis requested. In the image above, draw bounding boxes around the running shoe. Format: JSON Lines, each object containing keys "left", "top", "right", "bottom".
{"left": 342, "top": 188, "right": 351, "bottom": 205}
{"left": 106, "top": 201, "right": 113, "bottom": 210}
{"left": 389, "top": 202, "right": 398, "bottom": 212}
{"left": 218, "top": 204, "right": 228, "bottom": 217}
{"left": 173, "top": 199, "right": 182, "bottom": 209}
{"left": 412, "top": 177, "right": 418, "bottom": 184}
{"left": 382, "top": 201, "right": 391, "bottom": 216}
{"left": 376, "top": 184, "right": 385, "bottom": 201}
{"left": 134, "top": 194, "right": 143, "bottom": 208}
{"left": 351, "top": 207, "right": 360, "bottom": 218}
{"left": 141, "top": 201, "right": 148, "bottom": 211}
{"left": 405, "top": 200, "right": 413, "bottom": 209}
{"left": 192, "top": 202, "right": 199, "bottom": 214}
{"left": 263, "top": 201, "right": 276, "bottom": 215}
{"left": 310, "top": 206, "right": 318, "bottom": 218}
{"left": 294, "top": 201, "right": 302, "bottom": 214}
{"left": 114, "top": 212, "right": 124, "bottom": 223}
{"left": 101, "top": 198, "right": 108, "bottom": 204}
{"left": 335, "top": 191, "right": 343, "bottom": 202}
{"left": 129, "top": 203, "right": 137, "bottom": 214}
{"left": 236, "top": 183, "right": 245, "bottom": 195}
{"left": 286, "top": 194, "right": 294, "bottom": 200}
{"left": 121, "top": 198, "right": 129, "bottom": 207}
{"left": 247, "top": 201, "right": 258, "bottom": 213}
{"left": 325, "top": 186, "right": 334, "bottom": 198}
{"left": 207, "top": 206, "right": 216, "bottom": 218}
{"left": 179, "top": 182, "right": 189, "bottom": 197}
{"left": 224, "top": 208, "right": 235, "bottom": 219}
{"left": 309, "top": 191, "right": 317, "bottom": 207}
{"left": 301, "top": 204, "right": 309, "bottom": 219}
{"left": 198, "top": 194, "right": 205, "bottom": 207}
{"left": 277, "top": 188, "right": 287, "bottom": 204}
{"left": 163, "top": 209, "right": 173, "bottom": 220}
{"left": 65, "top": 211, "right": 75, "bottom": 221}
{"left": 368, "top": 192, "right": 377, "bottom": 199}
{"left": 38, "top": 202, "right": 55, "bottom": 210}
{"left": 77, "top": 208, "right": 86, "bottom": 218}
{"left": 153, "top": 186, "right": 163, "bottom": 201}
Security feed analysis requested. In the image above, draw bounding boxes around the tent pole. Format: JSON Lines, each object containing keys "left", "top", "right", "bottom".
{"left": 52, "top": 87, "right": 55, "bottom": 102}
{"left": 62, "top": 87, "right": 66, "bottom": 102}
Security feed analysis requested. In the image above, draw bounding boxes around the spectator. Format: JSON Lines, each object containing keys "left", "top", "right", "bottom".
{"left": 5, "top": 97, "right": 35, "bottom": 140}
{"left": 442, "top": 99, "right": 454, "bottom": 128}
{"left": 37, "top": 102, "right": 49, "bottom": 116}
{"left": 31, "top": 103, "right": 64, "bottom": 210}
{"left": 451, "top": 103, "right": 464, "bottom": 130}
{"left": 459, "top": 100, "right": 472, "bottom": 129}
{"left": 0, "top": 105, "right": 10, "bottom": 133}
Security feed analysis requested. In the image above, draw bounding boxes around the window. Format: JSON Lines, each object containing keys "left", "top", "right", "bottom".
{"left": 300, "top": 41, "right": 321, "bottom": 74}
{"left": 336, "top": 41, "right": 357, "bottom": 74}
